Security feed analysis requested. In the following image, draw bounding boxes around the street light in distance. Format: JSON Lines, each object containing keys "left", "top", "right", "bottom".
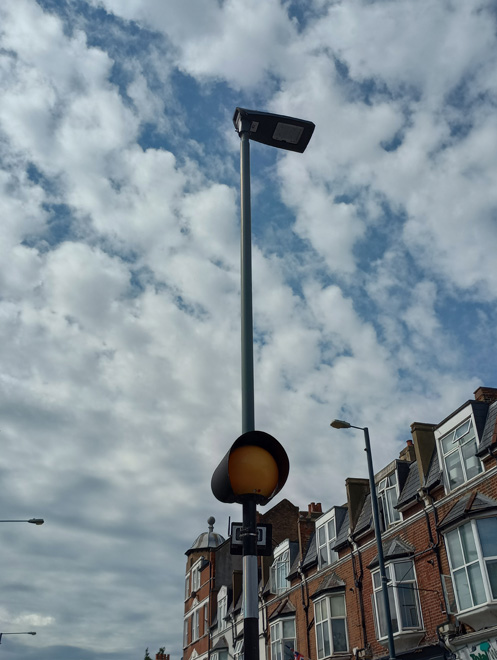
{"left": 330, "top": 418, "right": 397, "bottom": 660}
{"left": 0, "top": 519, "right": 44, "bottom": 525}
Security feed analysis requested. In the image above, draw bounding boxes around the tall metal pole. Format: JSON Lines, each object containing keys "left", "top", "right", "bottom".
{"left": 363, "top": 427, "right": 396, "bottom": 660}
{"left": 240, "top": 127, "right": 255, "bottom": 435}
{"left": 239, "top": 122, "right": 259, "bottom": 660}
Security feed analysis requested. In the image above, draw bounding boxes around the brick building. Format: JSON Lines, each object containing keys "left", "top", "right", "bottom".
{"left": 183, "top": 386, "right": 497, "bottom": 660}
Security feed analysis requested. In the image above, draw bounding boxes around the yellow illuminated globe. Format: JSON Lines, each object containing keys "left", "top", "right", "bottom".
{"left": 228, "top": 445, "right": 279, "bottom": 497}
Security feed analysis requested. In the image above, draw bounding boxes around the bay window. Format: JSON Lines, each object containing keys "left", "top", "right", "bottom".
{"left": 446, "top": 517, "right": 497, "bottom": 612}
{"left": 270, "top": 618, "right": 296, "bottom": 660}
{"left": 314, "top": 594, "right": 348, "bottom": 658}
{"left": 372, "top": 560, "right": 422, "bottom": 640}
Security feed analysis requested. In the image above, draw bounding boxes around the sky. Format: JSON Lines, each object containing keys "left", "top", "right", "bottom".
{"left": 0, "top": 0, "right": 496, "bottom": 657}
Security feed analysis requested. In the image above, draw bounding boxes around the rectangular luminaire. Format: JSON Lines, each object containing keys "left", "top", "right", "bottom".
{"left": 233, "top": 107, "right": 315, "bottom": 153}
{"left": 273, "top": 122, "right": 304, "bottom": 145}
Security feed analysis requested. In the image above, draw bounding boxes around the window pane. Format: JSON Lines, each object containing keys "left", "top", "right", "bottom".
{"left": 442, "top": 431, "right": 455, "bottom": 454}
{"left": 394, "top": 561, "right": 414, "bottom": 582}
{"left": 398, "top": 584, "right": 420, "bottom": 628}
{"left": 477, "top": 518, "right": 497, "bottom": 558}
{"left": 447, "top": 529, "right": 464, "bottom": 568}
{"left": 468, "top": 563, "right": 486, "bottom": 605}
{"left": 460, "top": 523, "right": 478, "bottom": 563}
{"left": 315, "top": 599, "right": 325, "bottom": 622}
{"left": 283, "top": 619, "right": 295, "bottom": 636}
{"left": 375, "top": 591, "right": 387, "bottom": 638}
{"left": 319, "top": 545, "right": 328, "bottom": 567}
{"left": 329, "top": 594, "right": 345, "bottom": 617}
{"left": 318, "top": 525, "right": 326, "bottom": 545}
{"left": 445, "top": 451, "right": 464, "bottom": 489}
{"left": 461, "top": 440, "right": 481, "bottom": 481}
{"left": 317, "top": 621, "right": 331, "bottom": 659}
{"left": 328, "top": 519, "right": 336, "bottom": 539}
{"left": 455, "top": 420, "right": 471, "bottom": 440}
{"left": 331, "top": 618, "right": 348, "bottom": 652}
{"left": 373, "top": 571, "right": 381, "bottom": 589}
{"left": 387, "top": 488, "right": 401, "bottom": 522}
{"left": 486, "top": 560, "right": 497, "bottom": 599}
{"left": 454, "top": 567, "right": 472, "bottom": 610}
{"left": 388, "top": 585, "right": 399, "bottom": 634}
{"left": 283, "top": 642, "right": 295, "bottom": 660}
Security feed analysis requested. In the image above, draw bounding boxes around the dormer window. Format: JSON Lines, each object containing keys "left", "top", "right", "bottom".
{"left": 316, "top": 510, "right": 337, "bottom": 569}
{"left": 378, "top": 472, "right": 400, "bottom": 528}
{"left": 271, "top": 540, "right": 291, "bottom": 594}
{"left": 438, "top": 417, "right": 482, "bottom": 491}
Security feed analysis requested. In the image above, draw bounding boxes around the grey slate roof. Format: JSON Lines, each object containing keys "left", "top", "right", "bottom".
{"left": 301, "top": 530, "right": 317, "bottom": 569}
{"left": 368, "top": 535, "right": 415, "bottom": 569}
{"left": 438, "top": 491, "right": 497, "bottom": 530}
{"left": 268, "top": 598, "right": 296, "bottom": 620}
{"left": 212, "top": 636, "right": 229, "bottom": 651}
{"left": 424, "top": 450, "right": 442, "bottom": 490}
{"left": 310, "top": 572, "right": 346, "bottom": 600}
{"left": 477, "top": 400, "right": 497, "bottom": 456}
{"left": 353, "top": 492, "right": 373, "bottom": 537}
{"left": 396, "top": 460, "right": 421, "bottom": 508}
{"left": 334, "top": 508, "right": 350, "bottom": 550}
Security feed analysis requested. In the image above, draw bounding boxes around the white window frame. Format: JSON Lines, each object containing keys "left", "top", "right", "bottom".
{"left": 372, "top": 559, "right": 422, "bottom": 640}
{"left": 217, "top": 586, "right": 228, "bottom": 631}
{"left": 271, "top": 540, "right": 291, "bottom": 594}
{"left": 316, "top": 509, "right": 338, "bottom": 569}
{"left": 234, "top": 639, "right": 244, "bottom": 660}
{"left": 377, "top": 472, "right": 401, "bottom": 528}
{"left": 183, "top": 617, "right": 189, "bottom": 648}
{"left": 445, "top": 517, "right": 497, "bottom": 613}
{"left": 193, "top": 608, "right": 200, "bottom": 641}
{"left": 314, "top": 593, "right": 348, "bottom": 659}
{"left": 270, "top": 617, "right": 296, "bottom": 660}
{"left": 191, "top": 559, "right": 202, "bottom": 592}
{"left": 436, "top": 410, "right": 482, "bottom": 492}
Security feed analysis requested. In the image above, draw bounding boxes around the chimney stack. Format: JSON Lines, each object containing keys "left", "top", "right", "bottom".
{"left": 474, "top": 386, "right": 497, "bottom": 404}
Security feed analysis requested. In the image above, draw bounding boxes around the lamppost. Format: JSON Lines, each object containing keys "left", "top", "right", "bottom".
{"left": 212, "top": 108, "right": 314, "bottom": 660}
{"left": 330, "top": 420, "right": 396, "bottom": 660}
{"left": 236, "top": 107, "right": 314, "bottom": 660}
{"left": 0, "top": 519, "right": 44, "bottom": 525}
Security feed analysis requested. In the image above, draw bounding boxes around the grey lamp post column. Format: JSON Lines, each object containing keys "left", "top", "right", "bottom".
{"left": 233, "top": 107, "right": 314, "bottom": 660}
{"left": 330, "top": 420, "right": 396, "bottom": 660}
{"left": 0, "top": 519, "right": 44, "bottom": 525}
{"left": 0, "top": 631, "right": 37, "bottom": 644}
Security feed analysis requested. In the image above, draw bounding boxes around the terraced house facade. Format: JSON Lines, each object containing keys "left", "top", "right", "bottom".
{"left": 183, "top": 386, "right": 497, "bottom": 660}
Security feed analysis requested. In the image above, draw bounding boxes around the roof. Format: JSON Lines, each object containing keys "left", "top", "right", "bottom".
{"left": 438, "top": 491, "right": 497, "bottom": 530}
{"left": 310, "top": 572, "right": 346, "bottom": 600}
{"left": 301, "top": 530, "right": 317, "bottom": 569}
{"left": 352, "top": 492, "right": 373, "bottom": 537}
{"left": 477, "top": 400, "right": 497, "bottom": 456}
{"left": 268, "top": 598, "right": 296, "bottom": 620}
{"left": 186, "top": 516, "right": 226, "bottom": 554}
{"left": 396, "top": 461, "right": 421, "bottom": 508}
{"left": 334, "top": 508, "right": 350, "bottom": 551}
{"left": 368, "top": 535, "right": 415, "bottom": 569}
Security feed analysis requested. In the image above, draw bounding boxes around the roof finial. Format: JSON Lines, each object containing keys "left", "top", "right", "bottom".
{"left": 207, "top": 516, "right": 215, "bottom": 532}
